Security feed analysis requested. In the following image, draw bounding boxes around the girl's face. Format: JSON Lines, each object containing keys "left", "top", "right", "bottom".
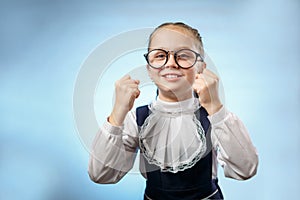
{"left": 147, "top": 27, "right": 205, "bottom": 102}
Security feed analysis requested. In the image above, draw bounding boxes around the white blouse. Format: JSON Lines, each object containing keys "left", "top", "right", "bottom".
{"left": 88, "top": 97, "right": 258, "bottom": 183}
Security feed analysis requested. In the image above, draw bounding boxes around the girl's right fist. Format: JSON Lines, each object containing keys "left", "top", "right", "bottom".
{"left": 109, "top": 75, "right": 140, "bottom": 126}
{"left": 115, "top": 75, "right": 140, "bottom": 111}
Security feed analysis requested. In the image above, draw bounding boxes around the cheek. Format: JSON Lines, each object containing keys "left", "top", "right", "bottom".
{"left": 147, "top": 67, "right": 160, "bottom": 80}
{"left": 186, "top": 69, "right": 197, "bottom": 84}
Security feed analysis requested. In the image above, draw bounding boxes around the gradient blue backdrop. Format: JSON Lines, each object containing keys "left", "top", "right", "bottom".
{"left": 1, "top": 0, "right": 299, "bottom": 199}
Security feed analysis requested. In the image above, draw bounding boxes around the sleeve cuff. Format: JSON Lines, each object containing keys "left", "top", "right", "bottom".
{"left": 103, "top": 120, "right": 123, "bottom": 136}
{"left": 207, "top": 106, "right": 229, "bottom": 125}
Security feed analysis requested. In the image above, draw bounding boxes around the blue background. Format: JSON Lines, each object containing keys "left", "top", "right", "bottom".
{"left": 1, "top": 0, "right": 299, "bottom": 199}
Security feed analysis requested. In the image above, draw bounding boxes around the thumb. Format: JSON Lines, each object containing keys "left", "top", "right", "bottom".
{"left": 135, "top": 79, "right": 140, "bottom": 85}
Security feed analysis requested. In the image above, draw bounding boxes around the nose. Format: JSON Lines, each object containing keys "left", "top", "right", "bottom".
{"left": 165, "top": 52, "right": 179, "bottom": 69}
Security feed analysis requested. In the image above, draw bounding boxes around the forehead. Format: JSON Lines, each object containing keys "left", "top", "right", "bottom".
{"left": 149, "top": 27, "right": 198, "bottom": 51}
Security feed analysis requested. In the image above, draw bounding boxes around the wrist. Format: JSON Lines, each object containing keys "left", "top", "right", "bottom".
{"left": 109, "top": 105, "right": 128, "bottom": 126}
{"left": 205, "top": 103, "right": 223, "bottom": 116}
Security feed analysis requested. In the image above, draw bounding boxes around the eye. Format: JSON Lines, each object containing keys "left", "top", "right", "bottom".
{"left": 176, "top": 50, "right": 195, "bottom": 61}
{"left": 177, "top": 53, "right": 191, "bottom": 60}
{"left": 154, "top": 52, "right": 166, "bottom": 59}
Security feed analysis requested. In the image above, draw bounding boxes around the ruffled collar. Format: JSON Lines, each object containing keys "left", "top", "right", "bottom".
{"left": 139, "top": 97, "right": 207, "bottom": 173}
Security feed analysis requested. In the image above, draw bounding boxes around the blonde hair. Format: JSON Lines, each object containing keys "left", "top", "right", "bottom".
{"left": 148, "top": 22, "right": 204, "bottom": 58}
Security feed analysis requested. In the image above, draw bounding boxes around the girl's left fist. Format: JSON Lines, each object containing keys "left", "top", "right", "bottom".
{"left": 193, "top": 69, "right": 223, "bottom": 115}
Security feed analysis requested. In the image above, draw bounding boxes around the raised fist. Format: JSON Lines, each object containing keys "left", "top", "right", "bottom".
{"left": 109, "top": 75, "right": 140, "bottom": 126}
{"left": 193, "top": 69, "right": 223, "bottom": 115}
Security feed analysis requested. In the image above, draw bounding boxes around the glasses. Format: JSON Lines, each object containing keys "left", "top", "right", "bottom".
{"left": 144, "top": 49, "right": 203, "bottom": 69}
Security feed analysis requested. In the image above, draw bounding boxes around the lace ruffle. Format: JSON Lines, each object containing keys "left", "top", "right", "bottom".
{"left": 139, "top": 101, "right": 207, "bottom": 173}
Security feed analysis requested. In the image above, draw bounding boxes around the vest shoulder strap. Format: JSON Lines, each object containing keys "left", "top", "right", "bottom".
{"left": 136, "top": 105, "right": 150, "bottom": 127}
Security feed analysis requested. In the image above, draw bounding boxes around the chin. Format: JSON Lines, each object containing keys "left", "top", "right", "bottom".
{"left": 158, "top": 86, "right": 193, "bottom": 99}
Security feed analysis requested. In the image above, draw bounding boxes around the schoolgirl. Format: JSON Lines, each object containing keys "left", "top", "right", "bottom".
{"left": 88, "top": 22, "right": 258, "bottom": 199}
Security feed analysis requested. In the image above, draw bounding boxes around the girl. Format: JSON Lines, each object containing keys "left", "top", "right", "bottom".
{"left": 88, "top": 22, "right": 258, "bottom": 199}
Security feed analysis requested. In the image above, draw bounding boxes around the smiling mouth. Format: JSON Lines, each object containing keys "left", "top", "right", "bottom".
{"left": 162, "top": 74, "right": 182, "bottom": 79}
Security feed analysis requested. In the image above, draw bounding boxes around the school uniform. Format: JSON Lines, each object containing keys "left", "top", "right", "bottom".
{"left": 88, "top": 97, "right": 258, "bottom": 199}
{"left": 137, "top": 103, "right": 223, "bottom": 199}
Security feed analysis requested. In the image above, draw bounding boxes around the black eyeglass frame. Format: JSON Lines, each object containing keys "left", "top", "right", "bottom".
{"left": 144, "top": 48, "right": 203, "bottom": 69}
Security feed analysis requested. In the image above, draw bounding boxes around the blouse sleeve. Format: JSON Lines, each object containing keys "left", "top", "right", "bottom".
{"left": 208, "top": 106, "right": 259, "bottom": 180}
{"left": 88, "top": 111, "right": 139, "bottom": 184}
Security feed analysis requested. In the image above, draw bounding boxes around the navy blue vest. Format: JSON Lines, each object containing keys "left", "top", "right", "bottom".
{"left": 136, "top": 105, "right": 224, "bottom": 200}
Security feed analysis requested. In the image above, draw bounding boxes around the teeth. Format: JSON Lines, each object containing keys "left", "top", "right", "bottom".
{"left": 165, "top": 74, "right": 179, "bottom": 78}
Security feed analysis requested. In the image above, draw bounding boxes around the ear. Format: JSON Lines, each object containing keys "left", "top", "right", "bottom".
{"left": 202, "top": 61, "right": 207, "bottom": 69}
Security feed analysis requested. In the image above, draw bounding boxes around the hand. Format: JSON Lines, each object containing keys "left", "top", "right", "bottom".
{"left": 109, "top": 75, "right": 140, "bottom": 126}
{"left": 193, "top": 69, "right": 223, "bottom": 115}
